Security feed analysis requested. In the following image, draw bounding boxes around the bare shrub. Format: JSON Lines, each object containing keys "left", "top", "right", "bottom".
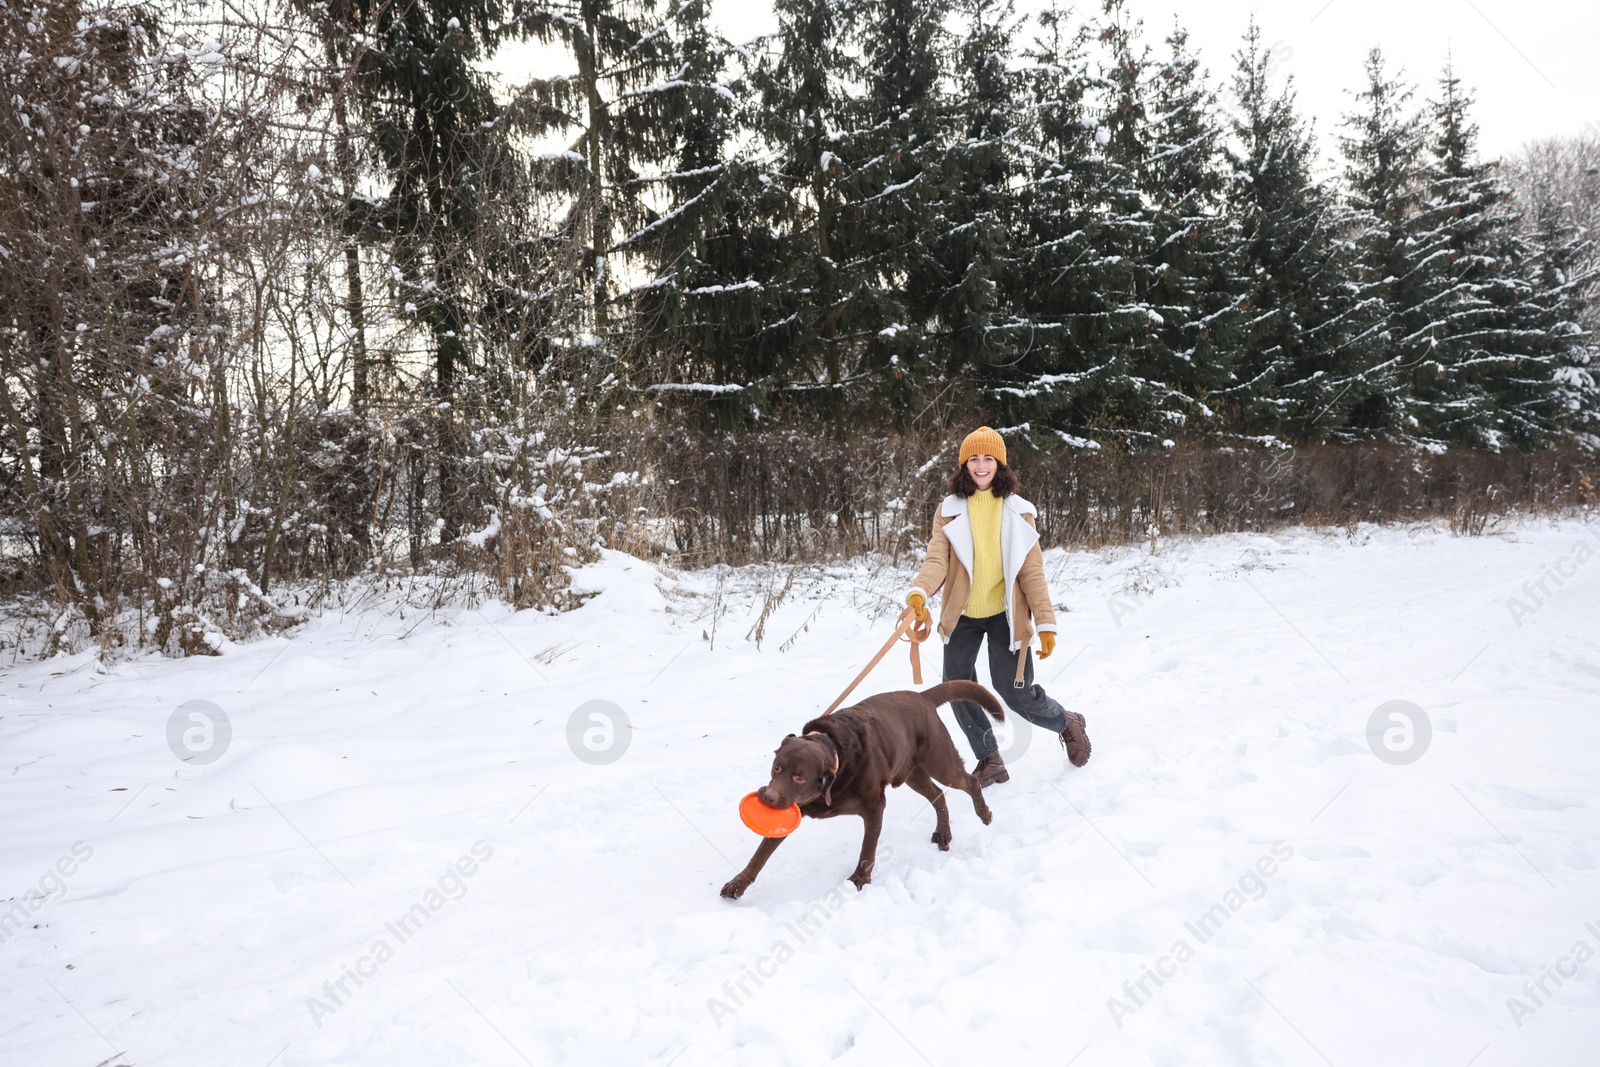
{"left": 633, "top": 433, "right": 1599, "bottom": 562}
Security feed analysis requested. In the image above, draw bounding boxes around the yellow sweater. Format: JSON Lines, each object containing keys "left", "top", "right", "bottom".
{"left": 963, "top": 490, "right": 1006, "bottom": 618}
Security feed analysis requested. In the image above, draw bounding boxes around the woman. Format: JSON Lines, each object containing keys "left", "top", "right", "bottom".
{"left": 905, "top": 426, "right": 1091, "bottom": 786}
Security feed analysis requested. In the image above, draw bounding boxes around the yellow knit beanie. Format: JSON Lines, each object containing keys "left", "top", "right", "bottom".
{"left": 958, "top": 426, "right": 1006, "bottom": 467}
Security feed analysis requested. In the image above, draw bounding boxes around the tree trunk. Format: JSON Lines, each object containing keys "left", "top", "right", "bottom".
{"left": 583, "top": 5, "right": 608, "bottom": 332}
{"left": 328, "top": 43, "right": 370, "bottom": 410}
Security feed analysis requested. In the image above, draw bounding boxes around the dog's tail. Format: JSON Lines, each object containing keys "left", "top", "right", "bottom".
{"left": 922, "top": 680, "right": 1005, "bottom": 722}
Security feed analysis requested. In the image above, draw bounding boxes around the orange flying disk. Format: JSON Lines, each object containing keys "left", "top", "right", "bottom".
{"left": 736, "top": 606, "right": 929, "bottom": 840}
{"left": 739, "top": 791, "right": 801, "bottom": 838}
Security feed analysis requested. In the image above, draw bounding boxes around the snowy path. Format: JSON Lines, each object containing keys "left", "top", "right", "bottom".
{"left": 3, "top": 521, "right": 1598, "bottom": 1066}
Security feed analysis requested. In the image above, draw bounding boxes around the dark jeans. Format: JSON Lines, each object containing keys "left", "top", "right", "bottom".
{"left": 942, "top": 611, "right": 1068, "bottom": 760}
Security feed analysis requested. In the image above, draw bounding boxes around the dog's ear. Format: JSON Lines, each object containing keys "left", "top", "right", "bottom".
{"left": 785, "top": 733, "right": 796, "bottom": 740}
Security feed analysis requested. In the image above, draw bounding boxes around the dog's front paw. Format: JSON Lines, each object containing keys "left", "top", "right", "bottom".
{"left": 931, "top": 828, "right": 952, "bottom": 851}
{"left": 720, "top": 875, "right": 752, "bottom": 900}
{"left": 848, "top": 870, "right": 872, "bottom": 891}
{"left": 977, "top": 804, "right": 993, "bottom": 826}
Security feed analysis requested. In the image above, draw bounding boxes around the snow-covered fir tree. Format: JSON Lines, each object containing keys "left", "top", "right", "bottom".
{"left": 827, "top": 0, "right": 956, "bottom": 416}
{"left": 615, "top": 0, "right": 791, "bottom": 428}
{"left": 748, "top": 0, "right": 863, "bottom": 419}
{"left": 1336, "top": 48, "right": 1444, "bottom": 440}
{"left": 1051, "top": 0, "right": 1169, "bottom": 440}
{"left": 1413, "top": 64, "right": 1543, "bottom": 448}
{"left": 926, "top": 0, "right": 1020, "bottom": 380}
{"left": 1516, "top": 180, "right": 1600, "bottom": 445}
{"left": 1219, "top": 20, "right": 1363, "bottom": 441}
{"left": 340, "top": 0, "right": 516, "bottom": 400}
{"left": 991, "top": 1, "right": 1125, "bottom": 444}
{"left": 328, "top": 0, "right": 554, "bottom": 537}
{"left": 1134, "top": 20, "right": 1237, "bottom": 436}
{"left": 518, "top": 0, "right": 682, "bottom": 335}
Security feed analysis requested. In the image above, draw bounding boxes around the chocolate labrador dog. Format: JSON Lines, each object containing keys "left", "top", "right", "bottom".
{"left": 720, "top": 680, "right": 1004, "bottom": 900}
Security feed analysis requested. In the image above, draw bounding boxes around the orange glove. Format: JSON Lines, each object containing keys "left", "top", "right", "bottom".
{"left": 1038, "top": 631, "right": 1056, "bottom": 659}
{"left": 907, "top": 591, "right": 929, "bottom": 623}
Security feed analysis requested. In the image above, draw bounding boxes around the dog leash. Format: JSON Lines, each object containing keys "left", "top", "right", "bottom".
{"left": 821, "top": 606, "right": 932, "bottom": 716}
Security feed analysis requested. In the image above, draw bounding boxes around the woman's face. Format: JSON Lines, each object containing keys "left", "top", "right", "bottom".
{"left": 966, "top": 453, "right": 997, "bottom": 491}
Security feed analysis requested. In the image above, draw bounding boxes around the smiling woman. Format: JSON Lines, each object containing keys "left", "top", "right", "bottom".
{"left": 906, "top": 427, "right": 1091, "bottom": 786}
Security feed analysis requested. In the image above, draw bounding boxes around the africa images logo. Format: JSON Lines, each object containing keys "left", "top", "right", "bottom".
{"left": 166, "top": 699, "right": 232, "bottom": 765}
{"left": 566, "top": 700, "right": 632, "bottom": 765}
{"left": 1366, "top": 700, "right": 1431, "bottom": 766}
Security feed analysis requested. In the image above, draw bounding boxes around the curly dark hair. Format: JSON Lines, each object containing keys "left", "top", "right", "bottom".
{"left": 949, "top": 460, "right": 1018, "bottom": 498}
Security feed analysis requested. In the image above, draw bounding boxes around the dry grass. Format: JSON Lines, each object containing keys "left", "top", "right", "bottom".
{"left": 616, "top": 433, "right": 1600, "bottom": 563}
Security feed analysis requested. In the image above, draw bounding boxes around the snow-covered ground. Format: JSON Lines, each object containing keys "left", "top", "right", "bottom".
{"left": 3, "top": 519, "right": 1599, "bottom": 1066}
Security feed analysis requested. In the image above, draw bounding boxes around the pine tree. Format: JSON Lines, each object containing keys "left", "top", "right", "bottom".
{"left": 829, "top": 0, "right": 956, "bottom": 417}
{"left": 623, "top": 0, "right": 794, "bottom": 428}
{"left": 1416, "top": 64, "right": 1540, "bottom": 447}
{"left": 991, "top": 0, "right": 1124, "bottom": 444}
{"left": 748, "top": 0, "right": 859, "bottom": 418}
{"left": 927, "top": 0, "right": 1019, "bottom": 379}
{"left": 305, "top": 0, "right": 539, "bottom": 538}
{"left": 1337, "top": 48, "right": 1440, "bottom": 439}
{"left": 353, "top": 0, "right": 515, "bottom": 400}
{"left": 1517, "top": 183, "right": 1600, "bottom": 444}
{"left": 1219, "top": 20, "right": 1361, "bottom": 441}
{"left": 1135, "top": 21, "right": 1236, "bottom": 436}
{"left": 1504, "top": 133, "right": 1600, "bottom": 443}
{"left": 1056, "top": 0, "right": 1235, "bottom": 444}
{"left": 518, "top": 0, "right": 681, "bottom": 337}
{"left": 1087, "top": 0, "right": 1162, "bottom": 438}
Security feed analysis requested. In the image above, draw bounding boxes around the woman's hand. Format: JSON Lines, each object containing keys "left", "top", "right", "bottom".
{"left": 907, "top": 591, "right": 929, "bottom": 623}
{"left": 1038, "top": 631, "right": 1056, "bottom": 659}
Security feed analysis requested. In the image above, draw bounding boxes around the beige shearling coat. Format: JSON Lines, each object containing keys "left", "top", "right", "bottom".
{"left": 906, "top": 493, "right": 1058, "bottom": 684}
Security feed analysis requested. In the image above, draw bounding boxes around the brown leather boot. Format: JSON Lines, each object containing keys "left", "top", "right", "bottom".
{"left": 1060, "top": 711, "right": 1091, "bottom": 767}
{"left": 974, "top": 752, "right": 1010, "bottom": 787}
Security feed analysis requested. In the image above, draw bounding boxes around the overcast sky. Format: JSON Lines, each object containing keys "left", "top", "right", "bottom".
{"left": 713, "top": 0, "right": 1597, "bottom": 159}
{"left": 495, "top": 0, "right": 1597, "bottom": 163}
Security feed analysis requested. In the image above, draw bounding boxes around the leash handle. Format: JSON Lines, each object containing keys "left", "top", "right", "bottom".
{"left": 904, "top": 606, "right": 930, "bottom": 685}
{"left": 822, "top": 606, "right": 929, "bottom": 715}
